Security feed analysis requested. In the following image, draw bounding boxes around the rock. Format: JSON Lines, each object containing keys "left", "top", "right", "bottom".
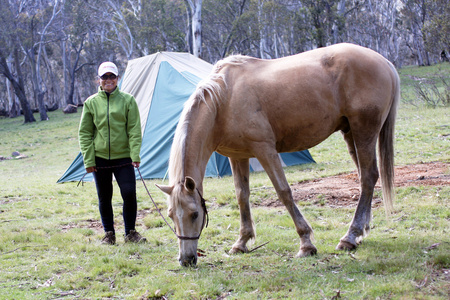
{"left": 63, "top": 104, "right": 77, "bottom": 114}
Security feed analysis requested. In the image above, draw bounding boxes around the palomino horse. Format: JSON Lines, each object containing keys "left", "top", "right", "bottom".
{"left": 156, "top": 43, "right": 400, "bottom": 266}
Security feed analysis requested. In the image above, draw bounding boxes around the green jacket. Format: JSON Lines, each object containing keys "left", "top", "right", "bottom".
{"left": 79, "top": 86, "right": 142, "bottom": 169}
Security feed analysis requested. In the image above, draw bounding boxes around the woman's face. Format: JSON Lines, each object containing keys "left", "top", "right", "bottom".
{"left": 99, "top": 72, "right": 118, "bottom": 93}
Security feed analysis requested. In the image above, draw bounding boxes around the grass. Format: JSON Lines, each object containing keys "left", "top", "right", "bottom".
{"left": 0, "top": 64, "right": 449, "bottom": 299}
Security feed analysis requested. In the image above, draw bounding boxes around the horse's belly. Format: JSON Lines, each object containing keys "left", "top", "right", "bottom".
{"left": 268, "top": 107, "right": 342, "bottom": 152}
{"left": 274, "top": 126, "right": 337, "bottom": 153}
{"left": 215, "top": 117, "right": 339, "bottom": 158}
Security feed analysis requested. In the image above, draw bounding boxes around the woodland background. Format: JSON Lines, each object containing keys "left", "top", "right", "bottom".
{"left": 0, "top": 0, "right": 448, "bottom": 123}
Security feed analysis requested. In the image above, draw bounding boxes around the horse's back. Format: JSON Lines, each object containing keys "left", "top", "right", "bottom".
{"left": 223, "top": 43, "right": 394, "bottom": 94}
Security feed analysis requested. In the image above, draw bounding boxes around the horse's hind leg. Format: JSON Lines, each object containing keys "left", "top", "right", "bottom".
{"left": 337, "top": 131, "right": 379, "bottom": 250}
{"left": 254, "top": 148, "right": 317, "bottom": 257}
{"left": 342, "top": 130, "right": 359, "bottom": 174}
{"left": 229, "top": 158, "right": 255, "bottom": 254}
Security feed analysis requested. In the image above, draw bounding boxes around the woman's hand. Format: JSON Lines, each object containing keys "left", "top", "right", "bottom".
{"left": 86, "top": 166, "right": 97, "bottom": 173}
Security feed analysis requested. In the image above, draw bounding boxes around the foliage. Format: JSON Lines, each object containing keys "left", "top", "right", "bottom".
{"left": 0, "top": 66, "right": 449, "bottom": 299}
{"left": 413, "top": 78, "right": 449, "bottom": 107}
{"left": 399, "top": 62, "right": 450, "bottom": 107}
{"left": 1, "top": 0, "right": 449, "bottom": 121}
{"left": 422, "top": 0, "right": 450, "bottom": 55}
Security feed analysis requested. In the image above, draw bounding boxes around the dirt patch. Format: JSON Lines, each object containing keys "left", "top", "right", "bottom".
{"left": 260, "top": 161, "right": 450, "bottom": 208}
{"left": 61, "top": 218, "right": 104, "bottom": 232}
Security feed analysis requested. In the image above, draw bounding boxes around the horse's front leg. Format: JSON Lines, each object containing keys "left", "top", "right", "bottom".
{"left": 229, "top": 158, "right": 255, "bottom": 254}
{"left": 255, "top": 149, "right": 317, "bottom": 257}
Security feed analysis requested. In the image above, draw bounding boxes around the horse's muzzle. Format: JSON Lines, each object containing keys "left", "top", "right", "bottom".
{"left": 179, "top": 254, "right": 197, "bottom": 267}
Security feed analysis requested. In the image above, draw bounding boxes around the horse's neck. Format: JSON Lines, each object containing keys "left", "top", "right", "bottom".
{"left": 181, "top": 103, "right": 217, "bottom": 184}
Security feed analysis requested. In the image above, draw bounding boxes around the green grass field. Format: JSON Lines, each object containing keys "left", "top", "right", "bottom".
{"left": 0, "top": 64, "right": 449, "bottom": 299}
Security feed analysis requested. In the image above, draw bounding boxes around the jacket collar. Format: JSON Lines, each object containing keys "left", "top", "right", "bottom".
{"left": 98, "top": 86, "right": 120, "bottom": 97}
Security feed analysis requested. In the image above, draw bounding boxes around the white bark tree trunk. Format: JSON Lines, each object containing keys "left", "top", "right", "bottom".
{"left": 186, "top": 0, "right": 203, "bottom": 58}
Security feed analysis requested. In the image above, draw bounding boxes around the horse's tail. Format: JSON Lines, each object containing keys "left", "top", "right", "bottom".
{"left": 378, "top": 62, "right": 400, "bottom": 217}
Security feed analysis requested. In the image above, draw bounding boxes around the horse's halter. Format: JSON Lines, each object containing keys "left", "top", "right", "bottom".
{"left": 175, "top": 188, "right": 209, "bottom": 241}
{"left": 134, "top": 167, "right": 209, "bottom": 241}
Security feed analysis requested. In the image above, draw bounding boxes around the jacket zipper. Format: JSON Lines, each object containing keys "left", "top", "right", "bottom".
{"left": 107, "top": 93, "right": 111, "bottom": 160}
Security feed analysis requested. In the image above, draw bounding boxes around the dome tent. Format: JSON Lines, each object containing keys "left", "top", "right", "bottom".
{"left": 57, "top": 52, "right": 315, "bottom": 183}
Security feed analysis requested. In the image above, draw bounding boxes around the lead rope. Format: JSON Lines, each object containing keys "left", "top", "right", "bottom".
{"left": 77, "top": 163, "right": 132, "bottom": 187}
{"left": 135, "top": 167, "right": 180, "bottom": 238}
{"left": 77, "top": 165, "right": 270, "bottom": 254}
{"left": 77, "top": 164, "right": 207, "bottom": 240}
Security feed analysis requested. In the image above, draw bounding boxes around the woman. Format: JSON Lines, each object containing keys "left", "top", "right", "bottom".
{"left": 79, "top": 61, "right": 146, "bottom": 245}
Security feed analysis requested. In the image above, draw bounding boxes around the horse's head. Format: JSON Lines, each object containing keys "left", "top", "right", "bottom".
{"left": 156, "top": 176, "right": 207, "bottom": 267}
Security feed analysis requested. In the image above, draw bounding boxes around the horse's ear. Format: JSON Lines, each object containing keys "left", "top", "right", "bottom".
{"left": 184, "top": 176, "right": 196, "bottom": 193}
{"left": 155, "top": 184, "right": 173, "bottom": 195}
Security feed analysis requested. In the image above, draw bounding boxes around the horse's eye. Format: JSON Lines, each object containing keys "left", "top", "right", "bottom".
{"left": 168, "top": 209, "right": 173, "bottom": 219}
{"left": 192, "top": 212, "right": 199, "bottom": 221}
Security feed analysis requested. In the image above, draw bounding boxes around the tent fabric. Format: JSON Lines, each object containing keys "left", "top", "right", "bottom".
{"left": 57, "top": 52, "right": 315, "bottom": 183}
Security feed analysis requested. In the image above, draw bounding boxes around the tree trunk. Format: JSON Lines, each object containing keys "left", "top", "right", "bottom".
{"left": 107, "top": 0, "right": 134, "bottom": 59}
{"left": 0, "top": 51, "right": 35, "bottom": 123}
{"left": 28, "top": 49, "right": 49, "bottom": 121}
{"left": 13, "top": 50, "right": 36, "bottom": 123}
{"left": 37, "top": 91, "right": 48, "bottom": 121}
{"left": 66, "top": 35, "right": 85, "bottom": 107}
{"left": 43, "top": 46, "right": 61, "bottom": 111}
{"left": 6, "top": 77, "right": 20, "bottom": 118}
{"left": 61, "top": 39, "right": 74, "bottom": 106}
{"left": 4, "top": 57, "right": 20, "bottom": 118}
{"left": 258, "top": 0, "right": 271, "bottom": 59}
{"left": 185, "top": 0, "right": 203, "bottom": 58}
{"left": 333, "top": 0, "right": 346, "bottom": 44}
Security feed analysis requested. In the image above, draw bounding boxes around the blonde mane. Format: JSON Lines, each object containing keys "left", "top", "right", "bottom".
{"left": 167, "top": 75, "right": 223, "bottom": 185}
{"left": 167, "top": 55, "right": 252, "bottom": 185}
{"left": 213, "top": 54, "right": 251, "bottom": 73}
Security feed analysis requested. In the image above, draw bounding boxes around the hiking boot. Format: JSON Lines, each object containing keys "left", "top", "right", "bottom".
{"left": 101, "top": 231, "right": 116, "bottom": 245}
{"left": 124, "top": 230, "right": 147, "bottom": 243}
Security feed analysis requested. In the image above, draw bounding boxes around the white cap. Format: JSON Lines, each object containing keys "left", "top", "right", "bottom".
{"left": 98, "top": 62, "right": 119, "bottom": 77}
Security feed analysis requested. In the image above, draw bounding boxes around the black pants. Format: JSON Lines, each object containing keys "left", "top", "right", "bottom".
{"left": 93, "top": 157, "right": 137, "bottom": 235}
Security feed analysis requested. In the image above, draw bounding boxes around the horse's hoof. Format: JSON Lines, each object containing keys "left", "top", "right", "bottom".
{"left": 296, "top": 245, "right": 318, "bottom": 257}
{"left": 229, "top": 246, "right": 248, "bottom": 254}
{"left": 336, "top": 240, "right": 357, "bottom": 251}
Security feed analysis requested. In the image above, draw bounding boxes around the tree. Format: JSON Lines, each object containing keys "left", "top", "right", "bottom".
{"left": 344, "top": 1, "right": 402, "bottom": 65}
{"left": 22, "top": 0, "right": 62, "bottom": 121}
{"left": 302, "top": 0, "right": 338, "bottom": 48}
{"left": 422, "top": 0, "right": 450, "bottom": 59}
{"left": 184, "top": 0, "right": 203, "bottom": 57}
{"left": 401, "top": 0, "right": 431, "bottom": 65}
{"left": 61, "top": 0, "right": 96, "bottom": 107}
{"left": 122, "top": 0, "right": 188, "bottom": 57}
{"left": 0, "top": 0, "right": 36, "bottom": 123}
{"left": 106, "top": 0, "right": 135, "bottom": 59}
{"left": 332, "top": 0, "right": 346, "bottom": 44}
{"left": 202, "top": 0, "right": 253, "bottom": 60}
{"left": 256, "top": 0, "right": 300, "bottom": 58}
{"left": 0, "top": 50, "right": 36, "bottom": 123}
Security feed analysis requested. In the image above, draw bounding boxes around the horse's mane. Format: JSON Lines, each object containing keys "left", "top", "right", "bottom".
{"left": 167, "top": 55, "right": 252, "bottom": 185}
{"left": 213, "top": 54, "right": 251, "bottom": 73}
{"left": 169, "top": 55, "right": 253, "bottom": 185}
